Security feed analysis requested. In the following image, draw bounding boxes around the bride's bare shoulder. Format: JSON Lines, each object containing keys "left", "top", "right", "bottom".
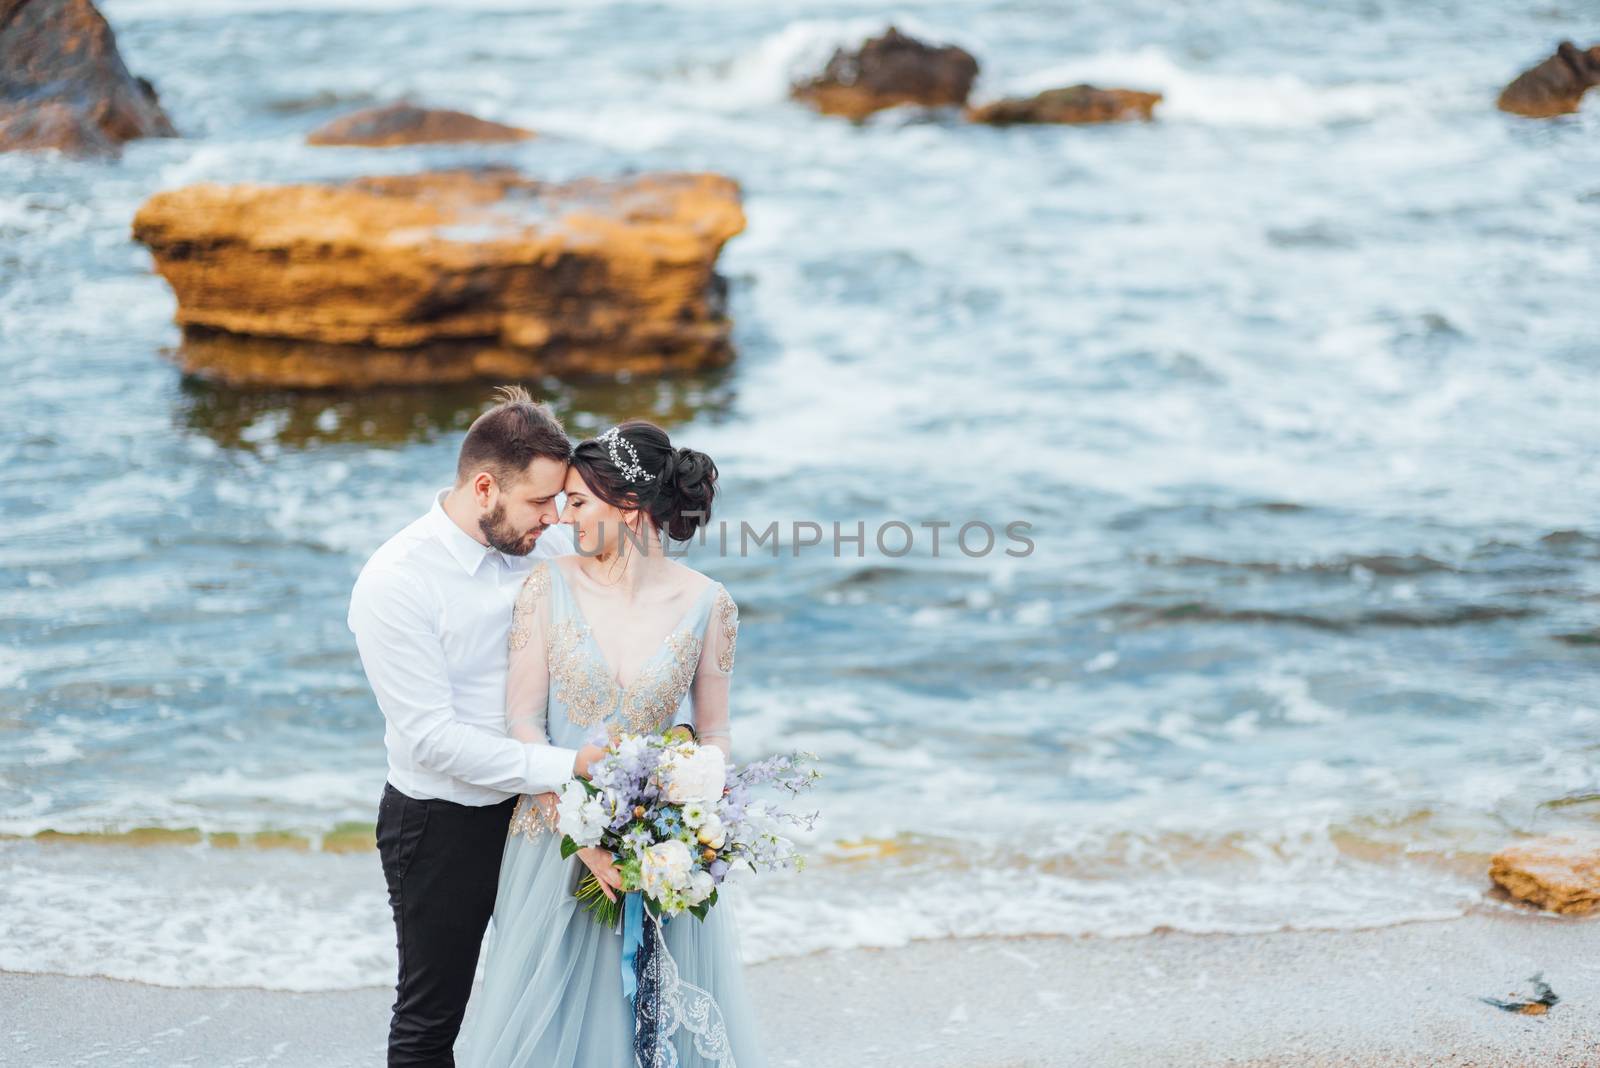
{"left": 663, "top": 559, "right": 717, "bottom": 598}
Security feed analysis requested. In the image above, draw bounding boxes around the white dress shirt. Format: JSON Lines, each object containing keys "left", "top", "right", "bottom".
{"left": 348, "top": 488, "right": 580, "bottom": 805}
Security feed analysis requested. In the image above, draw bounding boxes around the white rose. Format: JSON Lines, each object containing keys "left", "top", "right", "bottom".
{"left": 662, "top": 746, "right": 726, "bottom": 805}
{"left": 640, "top": 838, "right": 694, "bottom": 894}
{"left": 686, "top": 869, "right": 715, "bottom": 905}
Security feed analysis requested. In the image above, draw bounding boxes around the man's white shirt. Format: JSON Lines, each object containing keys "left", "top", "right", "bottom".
{"left": 348, "top": 489, "right": 579, "bottom": 805}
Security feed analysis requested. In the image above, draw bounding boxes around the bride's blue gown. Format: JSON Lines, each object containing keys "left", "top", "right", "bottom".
{"left": 457, "top": 556, "right": 768, "bottom": 1068}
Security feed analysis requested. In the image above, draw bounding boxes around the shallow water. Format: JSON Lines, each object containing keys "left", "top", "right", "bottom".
{"left": 1, "top": 0, "right": 1598, "bottom": 989}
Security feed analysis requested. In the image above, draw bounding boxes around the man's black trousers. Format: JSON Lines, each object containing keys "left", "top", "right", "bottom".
{"left": 376, "top": 782, "right": 517, "bottom": 1067}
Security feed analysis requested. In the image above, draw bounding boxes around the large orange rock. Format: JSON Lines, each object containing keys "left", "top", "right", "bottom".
{"left": 1498, "top": 41, "right": 1600, "bottom": 118}
{"left": 791, "top": 26, "right": 979, "bottom": 121}
{"left": 0, "top": 0, "right": 177, "bottom": 156}
{"left": 1489, "top": 834, "right": 1600, "bottom": 914}
{"left": 967, "top": 84, "right": 1162, "bottom": 125}
{"left": 307, "top": 102, "right": 534, "bottom": 147}
{"left": 131, "top": 168, "right": 746, "bottom": 389}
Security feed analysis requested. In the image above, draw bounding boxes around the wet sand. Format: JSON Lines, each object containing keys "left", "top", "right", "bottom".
{"left": 5, "top": 907, "right": 1597, "bottom": 1067}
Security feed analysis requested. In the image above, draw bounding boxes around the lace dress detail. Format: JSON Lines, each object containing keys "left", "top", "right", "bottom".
{"left": 711, "top": 587, "right": 738, "bottom": 673}
{"left": 634, "top": 911, "right": 737, "bottom": 1068}
{"left": 509, "top": 562, "right": 551, "bottom": 652}
{"left": 620, "top": 631, "right": 702, "bottom": 733}
{"left": 548, "top": 618, "right": 619, "bottom": 729}
{"left": 542, "top": 570, "right": 718, "bottom": 735}
{"left": 508, "top": 793, "right": 559, "bottom": 841}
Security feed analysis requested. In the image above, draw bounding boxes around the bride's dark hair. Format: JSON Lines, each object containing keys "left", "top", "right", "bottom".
{"left": 570, "top": 420, "right": 717, "bottom": 541}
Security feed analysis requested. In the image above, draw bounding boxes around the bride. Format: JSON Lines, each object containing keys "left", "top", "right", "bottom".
{"left": 457, "top": 420, "right": 768, "bottom": 1068}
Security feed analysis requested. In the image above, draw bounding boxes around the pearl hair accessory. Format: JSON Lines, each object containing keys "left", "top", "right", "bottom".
{"left": 597, "top": 425, "right": 656, "bottom": 483}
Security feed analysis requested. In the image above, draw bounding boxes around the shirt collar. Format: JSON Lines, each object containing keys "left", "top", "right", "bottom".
{"left": 428, "top": 488, "right": 504, "bottom": 577}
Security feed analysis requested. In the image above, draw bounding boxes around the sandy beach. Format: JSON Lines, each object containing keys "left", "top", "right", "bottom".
{"left": 6, "top": 906, "right": 1597, "bottom": 1067}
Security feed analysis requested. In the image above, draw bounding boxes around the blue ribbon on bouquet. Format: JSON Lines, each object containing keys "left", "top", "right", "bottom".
{"left": 621, "top": 891, "right": 644, "bottom": 1003}
{"left": 621, "top": 892, "right": 673, "bottom": 1001}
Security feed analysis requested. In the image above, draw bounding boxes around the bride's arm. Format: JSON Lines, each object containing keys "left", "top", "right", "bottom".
{"left": 688, "top": 584, "right": 740, "bottom": 760}
{"left": 511, "top": 564, "right": 616, "bottom": 896}
{"left": 506, "top": 566, "right": 597, "bottom": 802}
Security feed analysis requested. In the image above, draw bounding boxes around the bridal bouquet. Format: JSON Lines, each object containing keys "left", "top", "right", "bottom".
{"left": 555, "top": 726, "right": 819, "bottom": 930}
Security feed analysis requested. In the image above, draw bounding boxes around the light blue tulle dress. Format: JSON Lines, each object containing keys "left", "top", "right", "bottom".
{"left": 457, "top": 556, "right": 768, "bottom": 1068}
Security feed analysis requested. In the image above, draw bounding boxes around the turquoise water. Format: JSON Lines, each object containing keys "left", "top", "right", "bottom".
{"left": 1, "top": 0, "right": 1597, "bottom": 989}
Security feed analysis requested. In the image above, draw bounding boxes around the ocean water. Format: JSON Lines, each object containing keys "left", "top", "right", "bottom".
{"left": 2, "top": 0, "right": 1598, "bottom": 991}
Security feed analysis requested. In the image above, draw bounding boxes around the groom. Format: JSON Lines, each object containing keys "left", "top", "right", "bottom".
{"left": 348, "top": 385, "right": 604, "bottom": 1066}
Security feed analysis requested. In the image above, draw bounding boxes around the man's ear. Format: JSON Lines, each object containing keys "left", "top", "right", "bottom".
{"left": 471, "top": 471, "right": 495, "bottom": 506}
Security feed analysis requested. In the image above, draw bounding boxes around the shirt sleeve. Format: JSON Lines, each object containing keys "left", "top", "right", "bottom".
{"left": 688, "top": 583, "right": 739, "bottom": 759}
{"left": 348, "top": 566, "right": 576, "bottom": 794}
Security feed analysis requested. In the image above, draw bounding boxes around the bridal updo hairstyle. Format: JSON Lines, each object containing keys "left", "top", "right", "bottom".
{"left": 570, "top": 420, "right": 718, "bottom": 542}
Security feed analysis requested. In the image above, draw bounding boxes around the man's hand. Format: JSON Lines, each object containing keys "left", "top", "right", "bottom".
{"left": 577, "top": 846, "right": 622, "bottom": 902}
{"left": 573, "top": 743, "right": 607, "bottom": 779}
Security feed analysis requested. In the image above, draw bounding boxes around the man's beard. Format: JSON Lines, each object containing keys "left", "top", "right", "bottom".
{"left": 479, "top": 501, "right": 543, "bottom": 556}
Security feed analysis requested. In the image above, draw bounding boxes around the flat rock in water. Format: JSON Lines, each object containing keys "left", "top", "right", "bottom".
{"left": 0, "top": 0, "right": 178, "bottom": 156}
{"left": 790, "top": 25, "right": 979, "bottom": 121}
{"left": 1489, "top": 834, "right": 1600, "bottom": 914}
{"left": 966, "top": 84, "right": 1162, "bottom": 125}
{"left": 1497, "top": 41, "right": 1600, "bottom": 118}
{"left": 306, "top": 102, "right": 534, "bottom": 147}
{"left": 130, "top": 168, "right": 746, "bottom": 389}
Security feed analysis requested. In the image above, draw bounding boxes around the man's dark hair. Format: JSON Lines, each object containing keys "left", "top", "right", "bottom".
{"left": 455, "top": 385, "right": 572, "bottom": 487}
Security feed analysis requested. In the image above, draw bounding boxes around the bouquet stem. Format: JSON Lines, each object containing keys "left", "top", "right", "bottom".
{"left": 574, "top": 870, "right": 624, "bottom": 931}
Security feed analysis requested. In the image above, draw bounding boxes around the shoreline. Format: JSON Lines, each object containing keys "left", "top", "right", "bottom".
{"left": 8, "top": 906, "right": 1599, "bottom": 1067}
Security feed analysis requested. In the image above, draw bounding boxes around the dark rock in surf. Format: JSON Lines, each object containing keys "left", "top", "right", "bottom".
{"left": 0, "top": 0, "right": 177, "bottom": 157}
{"left": 791, "top": 26, "right": 979, "bottom": 121}
{"left": 1497, "top": 41, "right": 1600, "bottom": 118}
{"left": 966, "top": 84, "right": 1162, "bottom": 125}
{"left": 307, "top": 102, "right": 534, "bottom": 147}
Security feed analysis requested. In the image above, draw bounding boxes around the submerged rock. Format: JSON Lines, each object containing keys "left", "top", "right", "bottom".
{"left": 791, "top": 26, "right": 979, "bottom": 121}
{"left": 1497, "top": 41, "right": 1600, "bottom": 118}
{"left": 131, "top": 168, "right": 746, "bottom": 389}
{"left": 966, "top": 84, "right": 1162, "bottom": 125}
{"left": 1489, "top": 834, "right": 1600, "bottom": 914}
{"left": 0, "top": 0, "right": 177, "bottom": 157}
{"left": 307, "top": 102, "right": 534, "bottom": 147}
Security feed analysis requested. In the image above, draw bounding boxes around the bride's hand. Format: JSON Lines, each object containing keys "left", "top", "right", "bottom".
{"left": 577, "top": 846, "right": 622, "bottom": 902}
{"left": 573, "top": 743, "right": 607, "bottom": 779}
